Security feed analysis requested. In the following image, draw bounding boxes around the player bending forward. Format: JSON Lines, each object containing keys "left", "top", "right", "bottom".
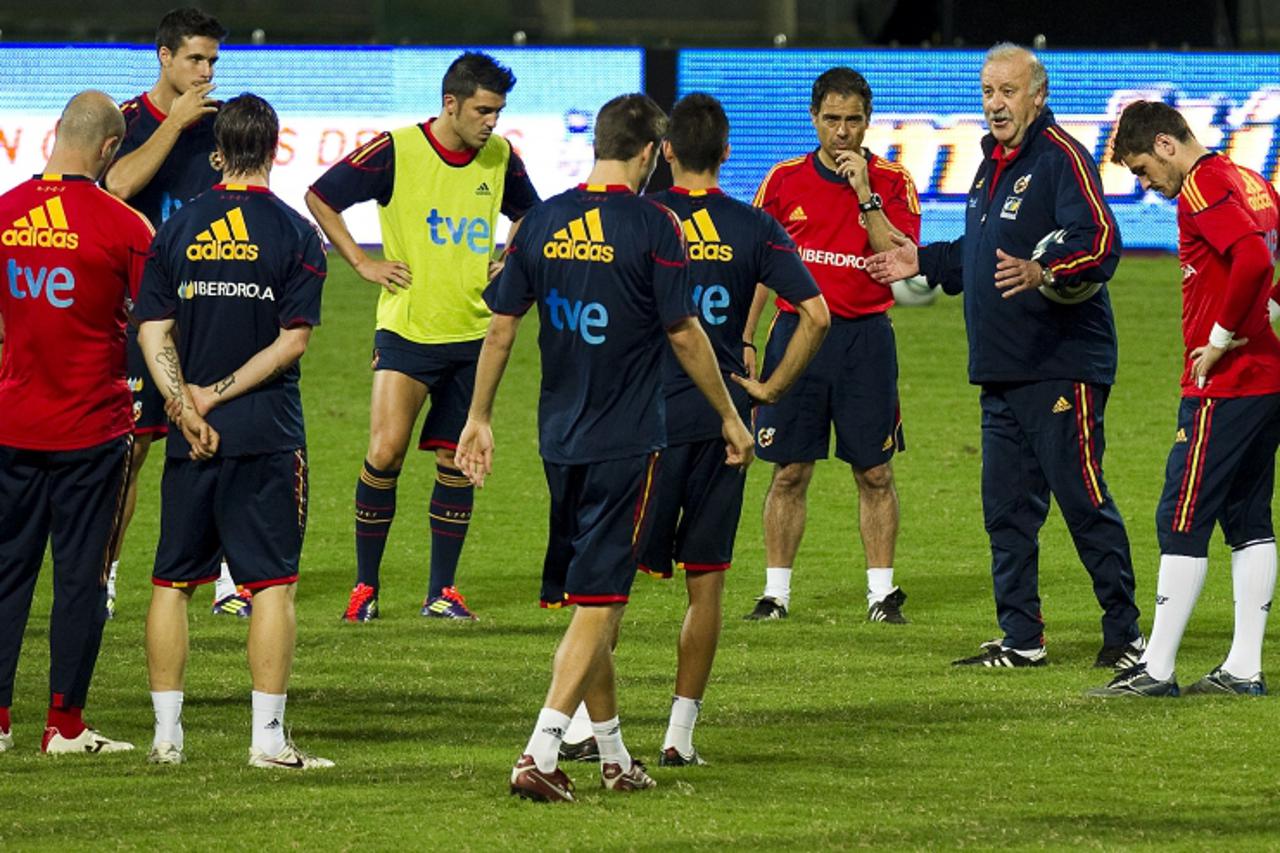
{"left": 136, "top": 94, "right": 331, "bottom": 767}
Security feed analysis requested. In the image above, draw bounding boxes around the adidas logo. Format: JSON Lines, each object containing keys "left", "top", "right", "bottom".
{"left": 881, "top": 434, "right": 895, "bottom": 452}
{"left": 1155, "top": 595, "right": 1169, "bottom": 605}
{"left": 265, "top": 718, "right": 282, "bottom": 730}
{"left": 543, "top": 208, "right": 614, "bottom": 263}
{"left": 788, "top": 205, "right": 807, "bottom": 222}
{"left": 1175, "top": 428, "right": 1188, "bottom": 443}
{"left": 2, "top": 197, "right": 78, "bottom": 249}
{"left": 185, "top": 207, "right": 259, "bottom": 261}
{"left": 475, "top": 182, "right": 492, "bottom": 196}
{"left": 681, "top": 209, "right": 734, "bottom": 261}
{"left": 1051, "top": 396, "right": 1072, "bottom": 414}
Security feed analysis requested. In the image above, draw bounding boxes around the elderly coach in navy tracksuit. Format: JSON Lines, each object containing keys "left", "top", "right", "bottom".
{"left": 868, "top": 42, "right": 1142, "bottom": 668}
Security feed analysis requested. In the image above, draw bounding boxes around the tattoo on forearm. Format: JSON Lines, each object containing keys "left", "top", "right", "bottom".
{"left": 214, "top": 375, "right": 236, "bottom": 396}
{"left": 156, "top": 346, "right": 184, "bottom": 406}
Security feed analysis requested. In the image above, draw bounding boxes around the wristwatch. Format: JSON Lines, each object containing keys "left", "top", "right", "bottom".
{"left": 1039, "top": 262, "right": 1056, "bottom": 288}
{"left": 858, "top": 193, "right": 883, "bottom": 213}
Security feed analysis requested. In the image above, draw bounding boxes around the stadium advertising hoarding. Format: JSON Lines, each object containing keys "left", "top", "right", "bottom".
{"left": 0, "top": 45, "right": 642, "bottom": 242}
{"left": 678, "top": 49, "right": 1280, "bottom": 250}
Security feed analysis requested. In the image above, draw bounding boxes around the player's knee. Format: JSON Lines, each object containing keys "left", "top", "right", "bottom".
{"left": 770, "top": 462, "right": 814, "bottom": 495}
{"left": 366, "top": 438, "right": 408, "bottom": 471}
{"left": 854, "top": 462, "right": 894, "bottom": 493}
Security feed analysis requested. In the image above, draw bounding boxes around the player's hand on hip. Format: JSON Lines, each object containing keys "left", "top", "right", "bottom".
{"left": 722, "top": 416, "right": 755, "bottom": 471}
{"left": 994, "top": 249, "right": 1041, "bottom": 298}
{"left": 867, "top": 233, "right": 919, "bottom": 283}
{"left": 487, "top": 258, "right": 506, "bottom": 282}
{"left": 1190, "top": 338, "right": 1247, "bottom": 388}
{"left": 454, "top": 420, "right": 494, "bottom": 487}
{"left": 168, "top": 83, "right": 218, "bottom": 130}
{"left": 356, "top": 257, "right": 411, "bottom": 292}
{"left": 730, "top": 372, "right": 778, "bottom": 406}
{"left": 742, "top": 343, "right": 757, "bottom": 379}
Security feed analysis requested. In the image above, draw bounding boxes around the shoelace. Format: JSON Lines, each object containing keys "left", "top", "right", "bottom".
{"left": 441, "top": 586, "right": 469, "bottom": 608}
{"left": 345, "top": 584, "right": 375, "bottom": 619}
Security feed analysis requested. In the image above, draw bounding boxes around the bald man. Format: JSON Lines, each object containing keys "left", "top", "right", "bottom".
{"left": 0, "top": 91, "right": 155, "bottom": 754}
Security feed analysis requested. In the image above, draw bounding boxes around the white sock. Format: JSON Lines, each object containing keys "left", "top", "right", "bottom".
{"left": 250, "top": 691, "right": 287, "bottom": 755}
{"left": 1140, "top": 554, "right": 1208, "bottom": 681}
{"left": 524, "top": 707, "right": 570, "bottom": 773}
{"left": 591, "top": 716, "right": 631, "bottom": 769}
{"left": 214, "top": 561, "right": 237, "bottom": 601}
{"left": 150, "top": 690, "right": 184, "bottom": 749}
{"left": 763, "top": 567, "right": 792, "bottom": 606}
{"left": 563, "top": 701, "right": 593, "bottom": 744}
{"left": 107, "top": 560, "right": 119, "bottom": 598}
{"left": 662, "top": 695, "right": 702, "bottom": 757}
{"left": 866, "top": 567, "right": 894, "bottom": 605}
{"left": 1221, "top": 541, "right": 1277, "bottom": 677}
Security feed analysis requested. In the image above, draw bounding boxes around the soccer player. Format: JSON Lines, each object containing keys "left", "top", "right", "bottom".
{"left": 641, "top": 93, "right": 829, "bottom": 765}
{"left": 307, "top": 51, "right": 539, "bottom": 622}
{"left": 1090, "top": 101, "right": 1280, "bottom": 697}
{"left": 103, "top": 7, "right": 247, "bottom": 618}
{"left": 455, "top": 94, "right": 754, "bottom": 802}
{"left": 135, "top": 94, "right": 332, "bottom": 767}
{"left": 0, "top": 91, "right": 153, "bottom": 754}
{"left": 867, "top": 44, "right": 1142, "bottom": 669}
{"left": 742, "top": 66, "right": 920, "bottom": 624}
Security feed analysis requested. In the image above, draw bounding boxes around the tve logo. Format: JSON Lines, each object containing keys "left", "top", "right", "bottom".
{"left": 427, "top": 209, "right": 491, "bottom": 255}
{"left": 6, "top": 259, "right": 75, "bottom": 307}
{"left": 691, "top": 283, "right": 729, "bottom": 326}
{"left": 546, "top": 287, "right": 608, "bottom": 345}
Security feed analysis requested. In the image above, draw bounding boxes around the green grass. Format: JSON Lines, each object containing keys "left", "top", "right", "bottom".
{"left": 5, "top": 253, "right": 1279, "bottom": 850}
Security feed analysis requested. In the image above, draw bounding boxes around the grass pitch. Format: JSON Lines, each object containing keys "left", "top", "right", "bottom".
{"left": 4, "top": 253, "right": 1279, "bottom": 850}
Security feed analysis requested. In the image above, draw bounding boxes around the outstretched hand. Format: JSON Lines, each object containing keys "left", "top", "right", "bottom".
{"left": 866, "top": 232, "right": 919, "bottom": 284}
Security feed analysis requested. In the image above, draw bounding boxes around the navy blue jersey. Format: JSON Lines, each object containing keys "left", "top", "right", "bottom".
{"left": 484, "top": 184, "right": 694, "bottom": 464}
{"left": 134, "top": 185, "right": 326, "bottom": 458}
{"left": 651, "top": 187, "right": 820, "bottom": 443}
{"left": 114, "top": 94, "right": 220, "bottom": 228}
{"left": 308, "top": 121, "right": 539, "bottom": 221}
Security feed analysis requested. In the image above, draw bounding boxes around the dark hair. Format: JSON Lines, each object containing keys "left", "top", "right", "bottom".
{"left": 442, "top": 51, "right": 516, "bottom": 101}
{"left": 593, "top": 94, "right": 668, "bottom": 161}
{"left": 215, "top": 94, "right": 278, "bottom": 175}
{"left": 155, "top": 7, "right": 227, "bottom": 53}
{"left": 1111, "top": 100, "right": 1195, "bottom": 164}
{"left": 810, "top": 66, "right": 872, "bottom": 114}
{"left": 666, "top": 93, "right": 729, "bottom": 174}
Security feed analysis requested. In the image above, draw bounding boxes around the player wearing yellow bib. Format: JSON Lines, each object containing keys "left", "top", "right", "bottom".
{"left": 307, "top": 52, "right": 539, "bottom": 622}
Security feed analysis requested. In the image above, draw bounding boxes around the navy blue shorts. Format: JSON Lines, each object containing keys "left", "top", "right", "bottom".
{"left": 754, "top": 311, "right": 904, "bottom": 468}
{"left": 1156, "top": 394, "right": 1280, "bottom": 556}
{"left": 539, "top": 452, "right": 660, "bottom": 607}
{"left": 636, "top": 438, "right": 746, "bottom": 577}
{"left": 152, "top": 449, "right": 308, "bottom": 590}
{"left": 126, "top": 329, "right": 168, "bottom": 438}
{"left": 372, "top": 329, "right": 480, "bottom": 452}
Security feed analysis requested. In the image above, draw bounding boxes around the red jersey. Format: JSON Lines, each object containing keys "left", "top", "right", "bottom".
{"left": 0, "top": 174, "right": 154, "bottom": 450}
{"left": 1177, "top": 154, "right": 1280, "bottom": 398}
{"left": 754, "top": 150, "right": 920, "bottom": 319}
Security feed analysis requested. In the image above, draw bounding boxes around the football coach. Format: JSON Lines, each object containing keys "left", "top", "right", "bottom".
{"left": 868, "top": 42, "right": 1141, "bottom": 669}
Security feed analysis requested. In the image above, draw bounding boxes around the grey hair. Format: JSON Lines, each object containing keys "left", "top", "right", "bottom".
{"left": 985, "top": 42, "right": 1047, "bottom": 96}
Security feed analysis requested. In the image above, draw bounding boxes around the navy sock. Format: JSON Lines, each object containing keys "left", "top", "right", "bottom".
{"left": 355, "top": 460, "right": 399, "bottom": 589}
{"left": 428, "top": 463, "right": 473, "bottom": 597}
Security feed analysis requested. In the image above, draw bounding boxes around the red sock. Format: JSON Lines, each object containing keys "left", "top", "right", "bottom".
{"left": 46, "top": 706, "right": 85, "bottom": 739}
{"left": 0, "top": 707, "right": 10, "bottom": 732}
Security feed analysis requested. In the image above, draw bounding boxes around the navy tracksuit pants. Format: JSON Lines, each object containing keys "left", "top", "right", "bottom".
{"left": 980, "top": 381, "right": 1140, "bottom": 650}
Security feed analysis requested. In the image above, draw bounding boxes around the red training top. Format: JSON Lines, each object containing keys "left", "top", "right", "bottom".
{"left": 754, "top": 150, "right": 920, "bottom": 319}
{"left": 0, "top": 174, "right": 154, "bottom": 450}
{"left": 1177, "top": 154, "right": 1280, "bottom": 398}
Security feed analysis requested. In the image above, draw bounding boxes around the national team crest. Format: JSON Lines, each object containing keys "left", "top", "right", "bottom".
{"left": 1013, "top": 173, "right": 1032, "bottom": 194}
{"left": 757, "top": 427, "right": 776, "bottom": 448}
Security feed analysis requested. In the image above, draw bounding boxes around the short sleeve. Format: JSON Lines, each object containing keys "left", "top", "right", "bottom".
{"left": 124, "top": 211, "right": 156, "bottom": 301}
{"left": 483, "top": 218, "right": 536, "bottom": 316}
{"left": 500, "top": 149, "right": 540, "bottom": 220}
{"left": 647, "top": 202, "right": 695, "bottom": 329}
{"left": 757, "top": 214, "right": 821, "bottom": 306}
{"left": 133, "top": 233, "right": 176, "bottom": 322}
{"left": 881, "top": 167, "right": 922, "bottom": 242}
{"left": 309, "top": 133, "right": 396, "bottom": 211}
{"left": 278, "top": 223, "right": 326, "bottom": 328}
